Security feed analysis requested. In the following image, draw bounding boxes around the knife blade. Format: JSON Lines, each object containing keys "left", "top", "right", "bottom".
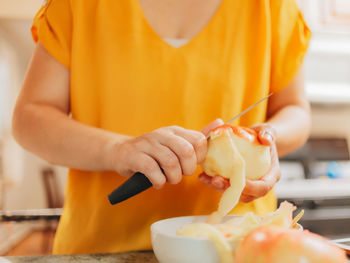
{"left": 205, "top": 93, "right": 273, "bottom": 139}
{"left": 108, "top": 93, "right": 273, "bottom": 205}
{"left": 226, "top": 93, "right": 272, "bottom": 124}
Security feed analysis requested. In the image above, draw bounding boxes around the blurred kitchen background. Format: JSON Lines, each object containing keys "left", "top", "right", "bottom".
{"left": 0, "top": 0, "right": 350, "bottom": 256}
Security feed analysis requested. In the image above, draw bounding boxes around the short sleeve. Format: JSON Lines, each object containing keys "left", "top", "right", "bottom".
{"left": 270, "top": 0, "right": 311, "bottom": 94}
{"left": 31, "top": 0, "right": 72, "bottom": 68}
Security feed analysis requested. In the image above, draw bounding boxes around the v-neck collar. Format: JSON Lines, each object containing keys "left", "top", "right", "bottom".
{"left": 134, "top": 0, "right": 226, "bottom": 50}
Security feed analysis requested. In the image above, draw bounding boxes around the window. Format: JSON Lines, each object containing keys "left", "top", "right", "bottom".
{"left": 297, "top": 0, "right": 350, "bottom": 104}
{"left": 298, "top": 0, "right": 350, "bottom": 34}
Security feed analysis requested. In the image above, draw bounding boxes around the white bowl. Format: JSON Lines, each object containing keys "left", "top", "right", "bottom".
{"left": 151, "top": 215, "right": 230, "bottom": 263}
{"left": 150, "top": 215, "right": 303, "bottom": 263}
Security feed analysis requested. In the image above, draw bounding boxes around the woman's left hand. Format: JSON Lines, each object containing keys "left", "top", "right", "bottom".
{"left": 198, "top": 123, "right": 281, "bottom": 203}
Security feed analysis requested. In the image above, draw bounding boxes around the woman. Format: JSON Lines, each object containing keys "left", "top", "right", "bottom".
{"left": 12, "top": 0, "right": 311, "bottom": 254}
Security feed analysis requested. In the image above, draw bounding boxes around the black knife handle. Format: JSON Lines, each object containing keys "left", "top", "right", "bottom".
{"left": 108, "top": 172, "right": 152, "bottom": 205}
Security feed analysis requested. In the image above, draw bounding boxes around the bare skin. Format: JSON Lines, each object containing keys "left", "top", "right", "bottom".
{"left": 12, "top": 0, "right": 310, "bottom": 199}
{"left": 138, "top": 0, "right": 222, "bottom": 38}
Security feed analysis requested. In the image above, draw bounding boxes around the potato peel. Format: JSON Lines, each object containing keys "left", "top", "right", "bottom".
{"left": 203, "top": 128, "right": 245, "bottom": 224}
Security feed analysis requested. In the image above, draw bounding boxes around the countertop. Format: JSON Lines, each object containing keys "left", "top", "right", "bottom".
{"left": 0, "top": 251, "right": 158, "bottom": 263}
{"left": 1, "top": 251, "right": 349, "bottom": 262}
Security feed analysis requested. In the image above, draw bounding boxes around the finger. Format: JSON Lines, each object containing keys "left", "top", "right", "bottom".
{"left": 135, "top": 153, "right": 166, "bottom": 189}
{"left": 252, "top": 125, "right": 276, "bottom": 146}
{"left": 172, "top": 127, "right": 207, "bottom": 164}
{"left": 265, "top": 142, "right": 281, "bottom": 180}
{"left": 158, "top": 133, "right": 197, "bottom": 176}
{"left": 259, "top": 132, "right": 273, "bottom": 146}
{"left": 144, "top": 143, "right": 182, "bottom": 185}
{"left": 199, "top": 174, "right": 228, "bottom": 192}
{"left": 272, "top": 143, "right": 279, "bottom": 163}
{"left": 240, "top": 194, "right": 256, "bottom": 203}
{"left": 270, "top": 144, "right": 281, "bottom": 182}
{"left": 201, "top": 119, "right": 224, "bottom": 136}
{"left": 198, "top": 173, "right": 212, "bottom": 185}
{"left": 242, "top": 178, "right": 273, "bottom": 198}
{"left": 211, "top": 175, "right": 230, "bottom": 191}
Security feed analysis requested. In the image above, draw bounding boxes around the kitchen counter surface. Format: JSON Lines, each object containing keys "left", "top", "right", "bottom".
{"left": 0, "top": 251, "right": 158, "bottom": 263}
{"left": 1, "top": 251, "right": 349, "bottom": 262}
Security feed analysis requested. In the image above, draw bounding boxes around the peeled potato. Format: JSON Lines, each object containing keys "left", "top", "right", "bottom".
{"left": 201, "top": 125, "right": 271, "bottom": 223}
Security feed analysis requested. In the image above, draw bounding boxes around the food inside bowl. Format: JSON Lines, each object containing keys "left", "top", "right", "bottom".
{"left": 177, "top": 201, "right": 347, "bottom": 263}
{"left": 177, "top": 201, "right": 302, "bottom": 262}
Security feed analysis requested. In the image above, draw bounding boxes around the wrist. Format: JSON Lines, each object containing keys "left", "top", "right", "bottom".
{"left": 103, "top": 135, "right": 131, "bottom": 172}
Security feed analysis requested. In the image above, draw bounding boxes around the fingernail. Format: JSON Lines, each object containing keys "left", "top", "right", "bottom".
{"left": 215, "top": 118, "right": 224, "bottom": 124}
{"left": 264, "top": 133, "right": 272, "bottom": 141}
{"left": 216, "top": 180, "right": 224, "bottom": 189}
{"left": 212, "top": 177, "right": 223, "bottom": 188}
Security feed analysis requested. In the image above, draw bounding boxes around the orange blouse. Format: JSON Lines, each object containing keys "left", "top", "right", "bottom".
{"left": 32, "top": 0, "right": 310, "bottom": 254}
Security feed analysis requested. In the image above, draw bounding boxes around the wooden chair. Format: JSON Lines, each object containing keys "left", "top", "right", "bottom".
{"left": 41, "top": 167, "right": 63, "bottom": 253}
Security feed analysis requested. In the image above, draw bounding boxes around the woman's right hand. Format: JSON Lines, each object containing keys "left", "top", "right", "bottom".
{"left": 109, "top": 125, "right": 208, "bottom": 189}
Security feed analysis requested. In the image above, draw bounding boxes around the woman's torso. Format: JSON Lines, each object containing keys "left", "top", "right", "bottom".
{"left": 43, "top": 0, "right": 285, "bottom": 254}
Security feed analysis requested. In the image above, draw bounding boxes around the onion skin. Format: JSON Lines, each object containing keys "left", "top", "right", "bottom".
{"left": 235, "top": 226, "right": 347, "bottom": 263}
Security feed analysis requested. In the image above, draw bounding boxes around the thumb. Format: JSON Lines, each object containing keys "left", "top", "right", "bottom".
{"left": 201, "top": 118, "right": 224, "bottom": 136}
{"left": 256, "top": 126, "right": 276, "bottom": 146}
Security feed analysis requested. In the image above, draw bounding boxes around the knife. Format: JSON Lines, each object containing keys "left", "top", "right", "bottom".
{"left": 108, "top": 93, "right": 273, "bottom": 205}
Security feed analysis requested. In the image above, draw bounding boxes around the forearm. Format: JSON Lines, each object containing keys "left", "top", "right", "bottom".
{"left": 267, "top": 104, "right": 311, "bottom": 157}
{"left": 12, "top": 102, "right": 129, "bottom": 171}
